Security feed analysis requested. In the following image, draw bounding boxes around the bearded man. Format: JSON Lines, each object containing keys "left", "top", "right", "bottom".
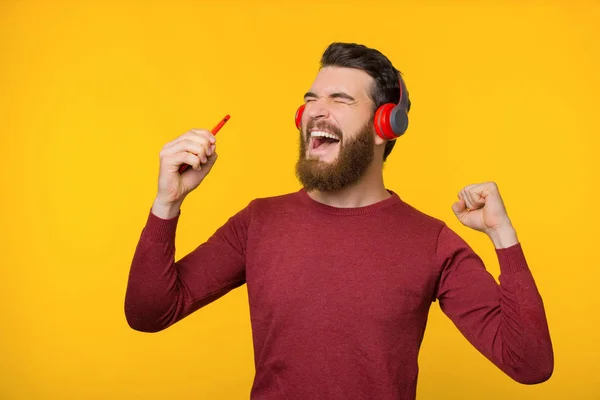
{"left": 125, "top": 42, "right": 553, "bottom": 400}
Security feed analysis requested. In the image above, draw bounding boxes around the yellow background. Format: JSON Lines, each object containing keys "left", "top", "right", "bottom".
{"left": 1, "top": 0, "right": 599, "bottom": 398}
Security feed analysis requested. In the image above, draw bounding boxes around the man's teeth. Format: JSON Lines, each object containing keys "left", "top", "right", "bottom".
{"left": 310, "top": 131, "right": 339, "bottom": 140}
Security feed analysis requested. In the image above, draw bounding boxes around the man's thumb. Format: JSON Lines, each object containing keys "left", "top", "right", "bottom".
{"left": 452, "top": 199, "right": 466, "bottom": 215}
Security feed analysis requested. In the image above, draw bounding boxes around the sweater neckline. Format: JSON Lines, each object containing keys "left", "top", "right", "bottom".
{"left": 296, "top": 188, "right": 402, "bottom": 216}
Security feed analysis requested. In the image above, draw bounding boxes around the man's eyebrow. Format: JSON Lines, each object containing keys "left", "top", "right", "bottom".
{"left": 330, "top": 92, "right": 356, "bottom": 101}
{"left": 303, "top": 91, "right": 356, "bottom": 101}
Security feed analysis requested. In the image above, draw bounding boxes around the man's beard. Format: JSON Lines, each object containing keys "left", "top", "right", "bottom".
{"left": 295, "top": 118, "right": 375, "bottom": 192}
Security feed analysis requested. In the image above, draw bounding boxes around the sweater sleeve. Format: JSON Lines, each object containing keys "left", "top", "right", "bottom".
{"left": 434, "top": 224, "right": 554, "bottom": 384}
{"left": 124, "top": 203, "right": 251, "bottom": 333}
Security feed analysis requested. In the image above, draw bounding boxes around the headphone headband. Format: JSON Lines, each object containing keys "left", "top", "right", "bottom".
{"left": 398, "top": 77, "right": 408, "bottom": 112}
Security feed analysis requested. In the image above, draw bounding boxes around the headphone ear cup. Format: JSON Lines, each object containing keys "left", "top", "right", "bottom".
{"left": 389, "top": 106, "right": 409, "bottom": 136}
{"left": 295, "top": 104, "right": 306, "bottom": 130}
{"left": 374, "top": 103, "right": 397, "bottom": 140}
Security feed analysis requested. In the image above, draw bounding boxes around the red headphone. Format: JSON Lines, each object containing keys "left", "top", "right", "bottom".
{"left": 294, "top": 78, "right": 409, "bottom": 140}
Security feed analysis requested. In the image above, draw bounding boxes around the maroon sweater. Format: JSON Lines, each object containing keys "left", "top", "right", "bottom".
{"left": 125, "top": 189, "right": 553, "bottom": 399}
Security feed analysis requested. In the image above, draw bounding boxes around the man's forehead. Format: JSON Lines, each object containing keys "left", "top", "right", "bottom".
{"left": 309, "top": 66, "right": 373, "bottom": 99}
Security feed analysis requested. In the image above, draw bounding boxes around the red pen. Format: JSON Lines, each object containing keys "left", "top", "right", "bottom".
{"left": 179, "top": 114, "right": 230, "bottom": 173}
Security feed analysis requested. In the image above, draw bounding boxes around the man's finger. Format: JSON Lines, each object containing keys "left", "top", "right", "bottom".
{"left": 452, "top": 198, "right": 467, "bottom": 214}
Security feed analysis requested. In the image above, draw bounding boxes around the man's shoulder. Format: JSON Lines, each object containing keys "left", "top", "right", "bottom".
{"left": 248, "top": 190, "right": 303, "bottom": 207}
{"left": 387, "top": 191, "right": 445, "bottom": 225}
{"left": 216, "top": 191, "right": 302, "bottom": 229}
{"left": 240, "top": 190, "right": 304, "bottom": 216}
{"left": 396, "top": 198, "right": 445, "bottom": 225}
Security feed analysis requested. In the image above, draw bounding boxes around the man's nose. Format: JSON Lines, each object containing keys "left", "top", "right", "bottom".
{"left": 305, "top": 98, "right": 331, "bottom": 121}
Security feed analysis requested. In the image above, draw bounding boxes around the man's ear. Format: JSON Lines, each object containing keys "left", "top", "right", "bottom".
{"left": 374, "top": 131, "right": 387, "bottom": 146}
{"left": 373, "top": 132, "right": 388, "bottom": 162}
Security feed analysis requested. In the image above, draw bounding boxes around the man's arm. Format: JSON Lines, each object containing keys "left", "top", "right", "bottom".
{"left": 434, "top": 181, "right": 554, "bottom": 383}
{"left": 435, "top": 226, "right": 554, "bottom": 384}
{"left": 124, "top": 203, "right": 250, "bottom": 333}
{"left": 124, "top": 124, "right": 247, "bottom": 332}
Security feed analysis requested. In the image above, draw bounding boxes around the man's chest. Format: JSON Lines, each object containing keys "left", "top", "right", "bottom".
{"left": 244, "top": 223, "right": 438, "bottom": 328}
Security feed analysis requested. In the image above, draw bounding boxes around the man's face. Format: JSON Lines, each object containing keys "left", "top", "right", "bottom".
{"left": 295, "top": 66, "right": 377, "bottom": 192}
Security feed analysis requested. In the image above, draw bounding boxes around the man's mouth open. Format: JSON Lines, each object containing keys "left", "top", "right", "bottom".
{"left": 309, "top": 130, "right": 341, "bottom": 152}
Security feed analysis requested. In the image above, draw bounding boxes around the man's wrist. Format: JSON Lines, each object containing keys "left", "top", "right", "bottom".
{"left": 486, "top": 224, "right": 519, "bottom": 249}
{"left": 151, "top": 198, "right": 182, "bottom": 220}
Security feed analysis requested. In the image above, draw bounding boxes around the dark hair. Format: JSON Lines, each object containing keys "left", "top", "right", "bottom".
{"left": 319, "top": 42, "right": 411, "bottom": 161}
